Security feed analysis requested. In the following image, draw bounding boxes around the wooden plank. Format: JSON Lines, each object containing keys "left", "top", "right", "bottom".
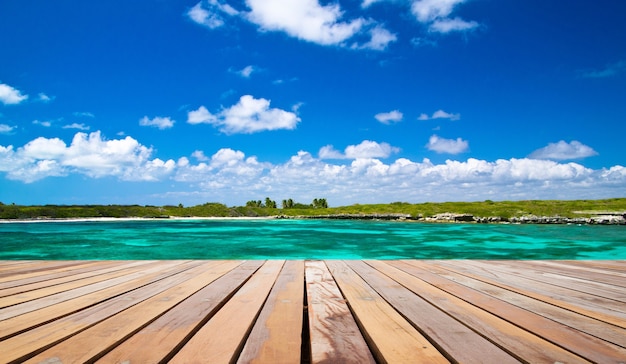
{"left": 0, "top": 261, "right": 101, "bottom": 283}
{"left": 304, "top": 260, "right": 375, "bottom": 364}
{"left": 0, "top": 261, "right": 163, "bottom": 308}
{"left": 371, "top": 261, "right": 589, "bottom": 363}
{"left": 395, "top": 261, "right": 626, "bottom": 363}
{"left": 537, "top": 260, "right": 626, "bottom": 280}
{"left": 237, "top": 260, "right": 304, "bottom": 364}
{"left": 1, "top": 261, "right": 206, "bottom": 362}
{"left": 346, "top": 260, "right": 520, "bottom": 364}
{"left": 0, "top": 260, "right": 174, "bottom": 320}
{"left": 416, "top": 262, "right": 626, "bottom": 347}
{"left": 0, "top": 261, "right": 198, "bottom": 347}
{"left": 326, "top": 260, "right": 449, "bottom": 364}
{"left": 169, "top": 260, "right": 285, "bottom": 364}
{"left": 97, "top": 260, "right": 265, "bottom": 363}
{"left": 430, "top": 260, "right": 626, "bottom": 348}
{"left": 501, "top": 260, "right": 626, "bottom": 300}
{"left": 0, "top": 261, "right": 145, "bottom": 298}
{"left": 25, "top": 260, "right": 244, "bottom": 363}
{"left": 566, "top": 260, "right": 626, "bottom": 272}
{"left": 459, "top": 260, "right": 626, "bottom": 322}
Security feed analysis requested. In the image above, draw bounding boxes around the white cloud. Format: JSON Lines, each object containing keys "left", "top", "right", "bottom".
{"left": 427, "top": 135, "right": 469, "bottom": 154}
{"left": 187, "top": 106, "right": 217, "bottom": 125}
{"left": 237, "top": 65, "right": 255, "bottom": 78}
{"left": 318, "top": 145, "right": 345, "bottom": 159}
{"left": 245, "top": 0, "right": 366, "bottom": 46}
{"left": 2, "top": 135, "right": 625, "bottom": 205}
{"left": 411, "top": 37, "right": 438, "bottom": 47}
{"left": 33, "top": 120, "right": 52, "bottom": 127}
{"left": 74, "top": 112, "right": 95, "bottom": 118}
{"left": 529, "top": 140, "right": 598, "bottom": 161}
{"left": 419, "top": 109, "right": 460, "bottom": 121}
{"left": 188, "top": 0, "right": 394, "bottom": 51}
{"left": 0, "top": 83, "right": 29, "bottom": 105}
{"left": 361, "top": 0, "right": 382, "bottom": 8}
{"left": 353, "top": 26, "right": 397, "bottom": 51}
{"left": 175, "top": 152, "right": 626, "bottom": 206}
{"left": 432, "top": 109, "right": 460, "bottom": 120}
{"left": 192, "top": 150, "right": 209, "bottom": 161}
{"left": 412, "top": 0, "right": 463, "bottom": 22}
{"left": 62, "top": 123, "right": 90, "bottom": 131}
{"left": 0, "top": 131, "right": 175, "bottom": 183}
{"left": 319, "top": 140, "right": 400, "bottom": 159}
{"left": 139, "top": 116, "right": 175, "bottom": 130}
{"left": 411, "top": 0, "right": 478, "bottom": 34}
{"left": 187, "top": 95, "right": 300, "bottom": 134}
{"left": 38, "top": 93, "right": 54, "bottom": 103}
{"left": 375, "top": 110, "right": 403, "bottom": 124}
{"left": 429, "top": 17, "right": 478, "bottom": 33}
{"left": 0, "top": 124, "right": 16, "bottom": 134}
{"left": 187, "top": 1, "right": 237, "bottom": 29}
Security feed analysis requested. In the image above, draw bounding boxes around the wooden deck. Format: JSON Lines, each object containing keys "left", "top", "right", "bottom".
{"left": 0, "top": 260, "right": 625, "bottom": 363}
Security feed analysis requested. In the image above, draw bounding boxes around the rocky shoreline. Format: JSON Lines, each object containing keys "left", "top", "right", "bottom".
{"left": 284, "top": 212, "right": 626, "bottom": 225}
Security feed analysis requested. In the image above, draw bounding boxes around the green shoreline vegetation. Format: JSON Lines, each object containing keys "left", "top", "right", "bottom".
{"left": 1, "top": 198, "right": 625, "bottom": 224}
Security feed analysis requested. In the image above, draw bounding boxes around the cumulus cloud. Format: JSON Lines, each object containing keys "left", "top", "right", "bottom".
{"left": 33, "top": 120, "right": 53, "bottom": 127}
{"left": 418, "top": 109, "right": 460, "bottom": 121}
{"left": 2, "top": 134, "right": 625, "bottom": 205}
{"left": 0, "top": 83, "right": 29, "bottom": 105}
{"left": 319, "top": 140, "right": 400, "bottom": 159}
{"left": 38, "top": 93, "right": 54, "bottom": 103}
{"left": 192, "top": 150, "right": 209, "bottom": 161}
{"left": 427, "top": 135, "right": 469, "bottom": 154}
{"left": 237, "top": 65, "right": 255, "bottom": 78}
{"left": 353, "top": 26, "right": 397, "bottom": 51}
{"left": 187, "top": 95, "right": 300, "bottom": 134}
{"left": 139, "top": 116, "right": 175, "bottom": 130}
{"left": 411, "top": 0, "right": 478, "bottom": 33}
{"left": 430, "top": 17, "right": 478, "bottom": 33}
{"left": 246, "top": 0, "right": 365, "bottom": 46}
{"left": 0, "top": 131, "right": 175, "bottom": 183}
{"left": 188, "top": 0, "right": 394, "bottom": 50}
{"left": 175, "top": 152, "right": 626, "bottom": 206}
{"left": 187, "top": 106, "right": 216, "bottom": 125}
{"left": 528, "top": 140, "right": 598, "bottom": 161}
{"left": 187, "top": 1, "right": 238, "bottom": 29}
{"left": 62, "top": 123, "right": 90, "bottom": 131}
{"left": 375, "top": 110, "right": 403, "bottom": 124}
{"left": 0, "top": 124, "right": 16, "bottom": 134}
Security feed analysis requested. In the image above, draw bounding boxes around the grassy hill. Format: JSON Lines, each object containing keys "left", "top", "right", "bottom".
{"left": 1, "top": 198, "right": 625, "bottom": 220}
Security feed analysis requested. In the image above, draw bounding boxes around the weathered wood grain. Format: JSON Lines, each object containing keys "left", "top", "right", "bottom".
{"left": 305, "top": 260, "right": 375, "bottom": 364}
{"left": 168, "top": 260, "right": 285, "bottom": 364}
{"left": 326, "top": 260, "right": 449, "bottom": 363}
{"left": 347, "top": 260, "right": 520, "bottom": 364}
{"left": 237, "top": 260, "right": 304, "bottom": 364}
{"left": 25, "top": 261, "right": 243, "bottom": 363}
{"left": 0, "top": 259, "right": 623, "bottom": 364}
{"left": 98, "top": 260, "right": 264, "bottom": 363}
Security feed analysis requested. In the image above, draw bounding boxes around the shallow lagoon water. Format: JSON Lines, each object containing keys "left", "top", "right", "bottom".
{"left": 0, "top": 219, "right": 624, "bottom": 260}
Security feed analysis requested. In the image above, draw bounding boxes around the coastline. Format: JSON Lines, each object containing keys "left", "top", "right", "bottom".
{"left": 0, "top": 216, "right": 276, "bottom": 224}
{"left": 1, "top": 212, "right": 625, "bottom": 225}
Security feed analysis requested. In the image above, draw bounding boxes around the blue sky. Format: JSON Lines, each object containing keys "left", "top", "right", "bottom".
{"left": 1, "top": 0, "right": 625, "bottom": 207}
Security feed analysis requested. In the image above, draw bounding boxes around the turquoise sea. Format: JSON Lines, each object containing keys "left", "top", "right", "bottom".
{"left": 0, "top": 219, "right": 624, "bottom": 260}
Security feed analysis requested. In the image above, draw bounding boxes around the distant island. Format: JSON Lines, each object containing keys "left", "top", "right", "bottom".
{"left": 1, "top": 198, "right": 625, "bottom": 225}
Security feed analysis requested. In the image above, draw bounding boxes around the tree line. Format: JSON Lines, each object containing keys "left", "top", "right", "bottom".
{"left": 245, "top": 198, "right": 328, "bottom": 209}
